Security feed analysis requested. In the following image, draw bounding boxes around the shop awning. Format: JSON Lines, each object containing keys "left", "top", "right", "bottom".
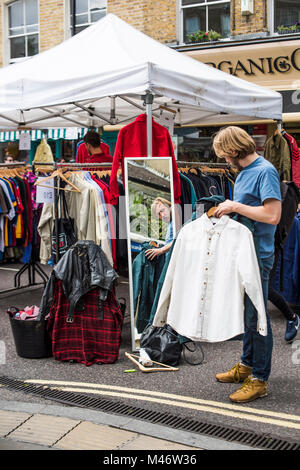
{"left": 0, "top": 14, "right": 282, "bottom": 131}
{"left": 0, "top": 128, "right": 86, "bottom": 142}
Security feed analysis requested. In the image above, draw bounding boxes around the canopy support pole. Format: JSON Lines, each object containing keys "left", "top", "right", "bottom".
{"left": 144, "top": 92, "right": 154, "bottom": 158}
{"left": 110, "top": 96, "right": 116, "bottom": 125}
{"left": 277, "top": 119, "right": 282, "bottom": 131}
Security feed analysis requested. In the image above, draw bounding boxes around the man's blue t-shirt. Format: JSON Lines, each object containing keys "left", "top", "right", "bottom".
{"left": 233, "top": 156, "right": 281, "bottom": 259}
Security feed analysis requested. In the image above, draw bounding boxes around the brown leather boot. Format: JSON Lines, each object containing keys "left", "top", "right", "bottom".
{"left": 216, "top": 362, "right": 252, "bottom": 384}
{"left": 229, "top": 377, "right": 268, "bottom": 403}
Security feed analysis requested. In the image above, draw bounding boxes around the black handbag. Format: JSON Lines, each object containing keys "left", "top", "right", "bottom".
{"left": 140, "top": 324, "right": 205, "bottom": 367}
{"left": 52, "top": 190, "right": 77, "bottom": 260}
{"left": 140, "top": 324, "right": 183, "bottom": 367}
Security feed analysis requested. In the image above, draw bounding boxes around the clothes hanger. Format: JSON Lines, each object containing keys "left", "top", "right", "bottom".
{"left": 207, "top": 206, "right": 219, "bottom": 217}
{"left": 35, "top": 169, "right": 81, "bottom": 193}
{"left": 125, "top": 352, "right": 179, "bottom": 373}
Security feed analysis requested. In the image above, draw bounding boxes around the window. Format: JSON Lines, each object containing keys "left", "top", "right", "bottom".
{"left": 181, "top": 0, "right": 231, "bottom": 43}
{"left": 70, "top": 0, "right": 107, "bottom": 35}
{"left": 8, "top": 0, "right": 39, "bottom": 62}
{"left": 273, "top": 0, "right": 300, "bottom": 33}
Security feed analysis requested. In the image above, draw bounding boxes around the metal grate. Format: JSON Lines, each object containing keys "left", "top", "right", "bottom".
{"left": 1, "top": 375, "right": 299, "bottom": 451}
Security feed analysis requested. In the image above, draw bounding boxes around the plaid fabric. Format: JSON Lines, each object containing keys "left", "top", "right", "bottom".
{"left": 47, "top": 280, "right": 123, "bottom": 366}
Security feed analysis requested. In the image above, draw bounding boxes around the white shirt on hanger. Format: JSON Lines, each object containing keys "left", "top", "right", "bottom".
{"left": 152, "top": 214, "right": 267, "bottom": 342}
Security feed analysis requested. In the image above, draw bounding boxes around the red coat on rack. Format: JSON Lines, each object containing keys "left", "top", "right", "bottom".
{"left": 283, "top": 132, "right": 300, "bottom": 188}
{"left": 109, "top": 114, "right": 181, "bottom": 205}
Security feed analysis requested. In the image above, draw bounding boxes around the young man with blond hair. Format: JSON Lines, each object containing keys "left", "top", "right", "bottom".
{"left": 213, "top": 126, "right": 282, "bottom": 403}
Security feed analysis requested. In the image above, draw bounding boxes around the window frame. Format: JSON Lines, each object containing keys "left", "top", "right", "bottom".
{"left": 6, "top": 0, "right": 39, "bottom": 64}
{"left": 180, "top": 0, "right": 231, "bottom": 44}
{"left": 68, "top": 0, "right": 107, "bottom": 36}
{"left": 270, "top": 0, "right": 300, "bottom": 36}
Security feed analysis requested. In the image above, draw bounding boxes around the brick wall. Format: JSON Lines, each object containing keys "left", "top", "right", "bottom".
{"left": 39, "top": 0, "right": 65, "bottom": 52}
{"left": 108, "top": 0, "right": 177, "bottom": 44}
{"left": 232, "top": 0, "right": 268, "bottom": 36}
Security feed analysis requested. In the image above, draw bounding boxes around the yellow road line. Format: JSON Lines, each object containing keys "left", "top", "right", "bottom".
{"left": 26, "top": 379, "right": 300, "bottom": 426}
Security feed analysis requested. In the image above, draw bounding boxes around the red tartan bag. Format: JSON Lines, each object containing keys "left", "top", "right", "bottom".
{"left": 47, "top": 280, "right": 123, "bottom": 366}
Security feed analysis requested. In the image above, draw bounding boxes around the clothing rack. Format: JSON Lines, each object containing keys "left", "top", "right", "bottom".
{"left": 177, "top": 161, "right": 231, "bottom": 169}
{"left": 0, "top": 162, "right": 49, "bottom": 296}
{"left": 33, "top": 161, "right": 115, "bottom": 264}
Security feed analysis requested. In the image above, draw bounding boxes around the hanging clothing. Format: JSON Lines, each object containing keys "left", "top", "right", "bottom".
{"left": 38, "top": 241, "right": 122, "bottom": 366}
{"left": 282, "top": 131, "right": 300, "bottom": 188}
{"left": 109, "top": 114, "right": 181, "bottom": 205}
{"left": 132, "top": 243, "right": 166, "bottom": 334}
{"left": 264, "top": 132, "right": 291, "bottom": 181}
{"left": 272, "top": 213, "right": 300, "bottom": 306}
{"left": 38, "top": 171, "right": 114, "bottom": 267}
{"left": 33, "top": 138, "right": 54, "bottom": 172}
{"left": 76, "top": 142, "right": 113, "bottom": 164}
{"left": 0, "top": 172, "right": 39, "bottom": 263}
{"left": 152, "top": 213, "right": 267, "bottom": 342}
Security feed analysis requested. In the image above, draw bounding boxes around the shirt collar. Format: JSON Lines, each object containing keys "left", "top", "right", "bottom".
{"left": 203, "top": 213, "right": 230, "bottom": 234}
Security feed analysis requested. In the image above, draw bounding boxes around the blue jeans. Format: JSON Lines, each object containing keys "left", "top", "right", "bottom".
{"left": 241, "top": 254, "right": 274, "bottom": 382}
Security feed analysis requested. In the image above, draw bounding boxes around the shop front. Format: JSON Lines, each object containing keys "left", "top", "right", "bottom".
{"left": 175, "top": 38, "right": 300, "bottom": 161}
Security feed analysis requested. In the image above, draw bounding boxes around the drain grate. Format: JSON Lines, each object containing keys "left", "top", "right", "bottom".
{"left": 1, "top": 375, "right": 299, "bottom": 451}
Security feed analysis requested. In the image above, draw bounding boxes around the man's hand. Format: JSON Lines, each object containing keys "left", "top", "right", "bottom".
{"left": 145, "top": 247, "right": 163, "bottom": 260}
{"left": 213, "top": 200, "right": 237, "bottom": 218}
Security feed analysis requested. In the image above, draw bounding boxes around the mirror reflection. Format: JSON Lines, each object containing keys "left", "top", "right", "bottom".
{"left": 125, "top": 157, "right": 175, "bottom": 351}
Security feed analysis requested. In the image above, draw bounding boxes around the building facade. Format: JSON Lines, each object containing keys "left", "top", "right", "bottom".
{"left": 0, "top": 1, "right": 300, "bottom": 161}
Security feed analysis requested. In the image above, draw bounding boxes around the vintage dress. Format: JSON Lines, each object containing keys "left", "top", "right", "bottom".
{"left": 109, "top": 114, "right": 181, "bottom": 205}
{"left": 152, "top": 214, "right": 267, "bottom": 342}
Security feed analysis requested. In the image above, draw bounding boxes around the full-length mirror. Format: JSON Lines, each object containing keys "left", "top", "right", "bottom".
{"left": 124, "top": 157, "right": 176, "bottom": 351}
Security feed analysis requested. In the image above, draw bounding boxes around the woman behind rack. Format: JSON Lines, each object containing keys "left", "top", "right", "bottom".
{"left": 76, "top": 130, "right": 113, "bottom": 164}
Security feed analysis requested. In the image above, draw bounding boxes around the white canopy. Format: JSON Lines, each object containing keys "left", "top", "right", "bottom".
{"left": 0, "top": 13, "right": 282, "bottom": 130}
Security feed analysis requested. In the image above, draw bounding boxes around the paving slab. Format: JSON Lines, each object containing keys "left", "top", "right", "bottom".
{"left": 0, "top": 410, "right": 31, "bottom": 438}
{"left": 55, "top": 421, "right": 137, "bottom": 450}
{"left": 7, "top": 413, "right": 81, "bottom": 446}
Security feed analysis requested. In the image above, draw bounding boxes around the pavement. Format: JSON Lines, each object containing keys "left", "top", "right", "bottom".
{"left": 0, "top": 263, "right": 300, "bottom": 452}
{"left": 0, "top": 399, "right": 255, "bottom": 451}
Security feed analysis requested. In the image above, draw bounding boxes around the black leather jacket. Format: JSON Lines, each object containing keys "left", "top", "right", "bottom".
{"left": 38, "top": 241, "right": 118, "bottom": 322}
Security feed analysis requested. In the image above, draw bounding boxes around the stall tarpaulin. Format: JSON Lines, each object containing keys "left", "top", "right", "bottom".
{"left": 0, "top": 14, "right": 282, "bottom": 131}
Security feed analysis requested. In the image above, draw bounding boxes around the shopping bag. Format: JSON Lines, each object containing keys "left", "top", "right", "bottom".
{"left": 51, "top": 190, "right": 77, "bottom": 259}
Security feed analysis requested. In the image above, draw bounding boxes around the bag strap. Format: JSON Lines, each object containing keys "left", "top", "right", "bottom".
{"left": 61, "top": 190, "right": 70, "bottom": 219}
{"left": 182, "top": 341, "right": 205, "bottom": 366}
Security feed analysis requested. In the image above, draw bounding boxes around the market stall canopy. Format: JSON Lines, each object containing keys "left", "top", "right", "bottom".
{"left": 0, "top": 14, "right": 282, "bottom": 130}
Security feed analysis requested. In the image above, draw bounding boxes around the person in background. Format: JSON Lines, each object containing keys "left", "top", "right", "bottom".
{"left": 268, "top": 250, "right": 299, "bottom": 344}
{"left": 212, "top": 126, "right": 281, "bottom": 404}
{"left": 145, "top": 197, "right": 174, "bottom": 260}
{"left": 4, "top": 154, "right": 14, "bottom": 164}
{"left": 77, "top": 130, "right": 113, "bottom": 164}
